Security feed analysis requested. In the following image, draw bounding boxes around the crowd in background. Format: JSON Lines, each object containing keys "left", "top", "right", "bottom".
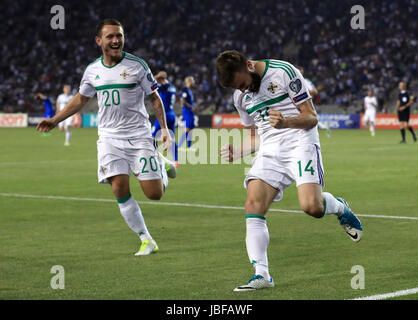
{"left": 1, "top": 0, "right": 416, "bottom": 114}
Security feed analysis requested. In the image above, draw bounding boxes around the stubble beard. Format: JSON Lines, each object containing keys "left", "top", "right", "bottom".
{"left": 248, "top": 71, "right": 261, "bottom": 93}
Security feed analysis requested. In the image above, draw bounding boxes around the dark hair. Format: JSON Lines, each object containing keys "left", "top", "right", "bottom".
{"left": 216, "top": 50, "right": 248, "bottom": 88}
{"left": 96, "top": 18, "right": 123, "bottom": 37}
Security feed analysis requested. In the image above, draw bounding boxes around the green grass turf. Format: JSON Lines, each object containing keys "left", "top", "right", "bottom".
{"left": 0, "top": 127, "right": 417, "bottom": 300}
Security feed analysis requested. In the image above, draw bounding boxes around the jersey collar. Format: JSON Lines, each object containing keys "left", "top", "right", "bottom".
{"left": 257, "top": 59, "right": 269, "bottom": 80}
{"left": 101, "top": 51, "right": 126, "bottom": 68}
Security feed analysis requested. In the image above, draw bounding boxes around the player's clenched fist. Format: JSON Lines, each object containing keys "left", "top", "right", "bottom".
{"left": 36, "top": 119, "right": 57, "bottom": 133}
{"left": 269, "top": 110, "right": 286, "bottom": 128}
{"left": 160, "top": 128, "right": 173, "bottom": 152}
{"left": 220, "top": 143, "right": 241, "bottom": 162}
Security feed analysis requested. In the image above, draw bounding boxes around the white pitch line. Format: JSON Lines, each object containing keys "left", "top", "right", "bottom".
{"left": 0, "top": 193, "right": 299, "bottom": 213}
{"left": 351, "top": 287, "right": 418, "bottom": 300}
{"left": 1, "top": 193, "right": 418, "bottom": 221}
{"left": 0, "top": 159, "right": 95, "bottom": 166}
{"left": 353, "top": 213, "right": 418, "bottom": 220}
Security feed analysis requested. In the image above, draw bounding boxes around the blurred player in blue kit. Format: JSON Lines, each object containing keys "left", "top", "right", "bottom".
{"left": 35, "top": 92, "right": 55, "bottom": 136}
{"left": 35, "top": 92, "right": 55, "bottom": 118}
{"left": 152, "top": 71, "right": 179, "bottom": 166}
{"left": 178, "top": 76, "right": 196, "bottom": 149}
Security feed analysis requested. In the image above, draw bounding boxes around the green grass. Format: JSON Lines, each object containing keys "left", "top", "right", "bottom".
{"left": 0, "top": 127, "right": 417, "bottom": 300}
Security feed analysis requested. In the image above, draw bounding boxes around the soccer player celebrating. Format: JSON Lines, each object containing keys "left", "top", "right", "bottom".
{"left": 216, "top": 50, "right": 363, "bottom": 291}
{"left": 396, "top": 82, "right": 416, "bottom": 143}
{"left": 362, "top": 89, "right": 378, "bottom": 137}
{"left": 37, "top": 19, "right": 177, "bottom": 256}
{"left": 56, "top": 84, "right": 75, "bottom": 146}
{"left": 178, "top": 76, "right": 196, "bottom": 149}
{"left": 152, "top": 71, "right": 179, "bottom": 166}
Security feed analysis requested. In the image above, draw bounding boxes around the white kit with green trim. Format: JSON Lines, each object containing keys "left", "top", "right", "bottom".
{"left": 232, "top": 59, "right": 319, "bottom": 145}
{"left": 79, "top": 51, "right": 159, "bottom": 139}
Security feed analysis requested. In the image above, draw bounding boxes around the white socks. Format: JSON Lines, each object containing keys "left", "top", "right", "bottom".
{"left": 322, "top": 192, "right": 344, "bottom": 217}
{"left": 117, "top": 194, "right": 152, "bottom": 242}
{"left": 244, "top": 194, "right": 344, "bottom": 281}
{"left": 245, "top": 214, "right": 270, "bottom": 279}
{"left": 65, "top": 130, "right": 71, "bottom": 144}
{"left": 158, "top": 153, "right": 169, "bottom": 189}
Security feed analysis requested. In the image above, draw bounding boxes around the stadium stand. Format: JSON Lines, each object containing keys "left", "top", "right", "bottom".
{"left": 1, "top": 0, "right": 416, "bottom": 114}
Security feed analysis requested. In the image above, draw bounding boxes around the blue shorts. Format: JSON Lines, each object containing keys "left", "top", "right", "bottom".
{"left": 183, "top": 113, "right": 195, "bottom": 129}
{"left": 152, "top": 112, "right": 176, "bottom": 137}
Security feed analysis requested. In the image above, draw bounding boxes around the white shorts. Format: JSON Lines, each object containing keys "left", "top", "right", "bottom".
{"left": 97, "top": 137, "right": 164, "bottom": 184}
{"left": 363, "top": 110, "right": 376, "bottom": 123}
{"left": 244, "top": 143, "right": 325, "bottom": 202}
{"left": 58, "top": 116, "right": 74, "bottom": 128}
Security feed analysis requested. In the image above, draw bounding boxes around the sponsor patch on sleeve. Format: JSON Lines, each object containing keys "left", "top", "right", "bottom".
{"left": 293, "top": 92, "right": 308, "bottom": 103}
{"left": 151, "top": 83, "right": 158, "bottom": 91}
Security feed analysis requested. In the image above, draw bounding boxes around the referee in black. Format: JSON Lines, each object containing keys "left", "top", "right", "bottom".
{"left": 396, "top": 81, "right": 416, "bottom": 143}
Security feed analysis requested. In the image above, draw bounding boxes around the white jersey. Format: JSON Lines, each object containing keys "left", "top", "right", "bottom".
{"left": 79, "top": 51, "right": 158, "bottom": 139}
{"left": 233, "top": 59, "right": 319, "bottom": 145}
{"left": 364, "top": 96, "right": 378, "bottom": 112}
{"left": 57, "top": 93, "right": 74, "bottom": 111}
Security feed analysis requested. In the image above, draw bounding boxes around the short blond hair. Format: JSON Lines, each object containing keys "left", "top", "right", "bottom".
{"left": 185, "top": 76, "right": 195, "bottom": 83}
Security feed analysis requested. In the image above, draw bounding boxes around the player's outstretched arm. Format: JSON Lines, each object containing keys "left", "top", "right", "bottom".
{"left": 220, "top": 127, "right": 259, "bottom": 162}
{"left": 36, "top": 93, "right": 90, "bottom": 133}
{"left": 149, "top": 92, "right": 172, "bottom": 151}
{"left": 55, "top": 100, "right": 60, "bottom": 116}
{"left": 269, "top": 99, "right": 318, "bottom": 130}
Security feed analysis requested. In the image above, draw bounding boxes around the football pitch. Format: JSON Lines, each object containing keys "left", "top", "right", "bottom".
{"left": 0, "top": 127, "right": 417, "bottom": 300}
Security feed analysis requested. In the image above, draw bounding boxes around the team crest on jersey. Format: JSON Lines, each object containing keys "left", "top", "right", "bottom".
{"left": 95, "top": 75, "right": 100, "bottom": 80}
{"left": 245, "top": 95, "right": 251, "bottom": 102}
{"left": 267, "top": 82, "right": 278, "bottom": 94}
{"left": 120, "top": 70, "right": 130, "bottom": 80}
{"left": 99, "top": 166, "right": 108, "bottom": 175}
{"left": 289, "top": 79, "right": 302, "bottom": 93}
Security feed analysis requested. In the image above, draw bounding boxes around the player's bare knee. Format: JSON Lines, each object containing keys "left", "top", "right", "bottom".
{"left": 148, "top": 193, "right": 163, "bottom": 201}
{"left": 301, "top": 201, "right": 324, "bottom": 218}
{"left": 109, "top": 177, "right": 130, "bottom": 199}
{"left": 144, "top": 189, "right": 163, "bottom": 201}
{"left": 245, "top": 198, "right": 267, "bottom": 215}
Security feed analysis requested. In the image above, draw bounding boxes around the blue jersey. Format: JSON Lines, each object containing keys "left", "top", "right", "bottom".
{"left": 181, "top": 87, "right": 194, "bottom": 116}
{"left": 152, "top": 82, "right": 177, "bottom": 137}
{"left": 158, "top": 82, "right": 176, "bottom": 114}
{"left": 43, "top": 98, "right": 55, "bottom": 118}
